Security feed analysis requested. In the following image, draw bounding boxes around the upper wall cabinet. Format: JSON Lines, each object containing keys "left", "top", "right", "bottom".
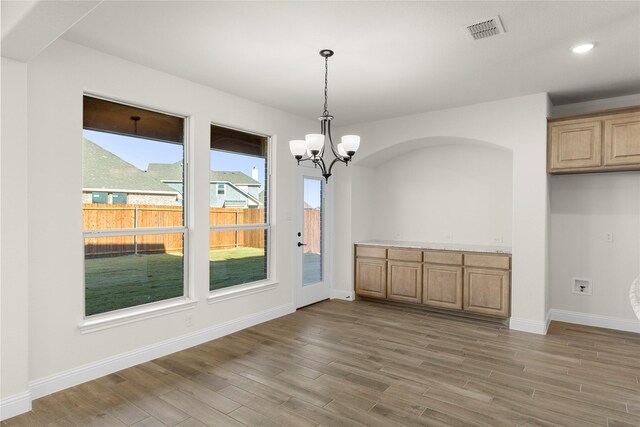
{"left": 548, "top": 107, "right": 640, "bottom": 174}
{"left": 604, "top": 113, "right": 640, "bottom": 167}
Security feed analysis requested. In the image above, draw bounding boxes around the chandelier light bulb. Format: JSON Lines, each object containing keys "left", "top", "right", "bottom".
{"left": 341, "top": 135, "right": 360, "bottom": 154}
{"left": 305, "top": 134, "right": 325, "bottom": 154}
{"left": 289, "top": 140, "right": 307, "bottom": 158}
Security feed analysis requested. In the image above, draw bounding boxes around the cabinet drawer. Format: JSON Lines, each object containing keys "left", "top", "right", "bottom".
{"left": 423, "top": 251, "right": 463, "bottom": 265}
{"left": 355, "top": 246, "right": 386, "bottom": 259}
{"left": 464, "top": 253, "right": 510, "bottom": 270}
{"left": 388, "top": 248, "right": 422, "bottom": 262}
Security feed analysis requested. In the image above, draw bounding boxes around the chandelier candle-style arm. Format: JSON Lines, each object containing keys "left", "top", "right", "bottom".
{"left": 288, "top": 49, "right": 360, "bottom": 183}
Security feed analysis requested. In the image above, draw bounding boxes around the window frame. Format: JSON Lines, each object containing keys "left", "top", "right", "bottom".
{"left": 81, "top": 94, "right": 192, "bottom": 322}
{"left": 216, "top": 183, "right": 226, "bottom": 196}
{"left": 208, "top": 123, "right": 272, "bottom": 296}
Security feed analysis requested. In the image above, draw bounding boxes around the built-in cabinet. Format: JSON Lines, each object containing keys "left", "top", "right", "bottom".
{"left": 355, "top": 244, "right": 511, "bottom": 318}
{"left": 548, "top": 107, "right": 640, "bottom": 174}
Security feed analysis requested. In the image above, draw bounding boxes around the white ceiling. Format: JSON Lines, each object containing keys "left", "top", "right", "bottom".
{"left": 9, "top": 1, "right": 640, "bottom": 125}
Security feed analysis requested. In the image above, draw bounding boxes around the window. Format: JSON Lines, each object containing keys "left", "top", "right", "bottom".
{"left": 112, "top": 192, "right": 127, "bottom": 204}
{"left": 210, "top": 124, "right": 269, "bottom": 291}
{"left": 217, "top": 183, "right": 225, "bottom": 195}
{"left": 82, "top": 95, "right": 187, "bottom": 317}
{"left": 92, "top": 191, "right": 108, "bottom": 204}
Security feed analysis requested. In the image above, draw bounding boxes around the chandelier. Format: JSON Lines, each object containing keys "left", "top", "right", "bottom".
{"left": 289, "top": 49, "right": 361, "bottom": 182}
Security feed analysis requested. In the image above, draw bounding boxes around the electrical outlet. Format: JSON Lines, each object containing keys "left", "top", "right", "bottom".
{"left": 604, "top": 232, "right": 613, "bottom": 242}
{"left": 186, "top": 314, "right": 193, "bottom": 327}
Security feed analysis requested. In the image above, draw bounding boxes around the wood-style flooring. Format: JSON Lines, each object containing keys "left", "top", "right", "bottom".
{"left": 3, "top": 299, "right": 640, "bottom": 427}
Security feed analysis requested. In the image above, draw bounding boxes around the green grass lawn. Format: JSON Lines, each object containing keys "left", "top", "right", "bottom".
{"left": 85, "top": 247, "right": 266, "bottom": 316}
{"left": 209, "top": 247, "right": 266, "bottom": 290}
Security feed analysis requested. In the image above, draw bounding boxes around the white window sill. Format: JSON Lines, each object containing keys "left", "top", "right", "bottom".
{"left": 208, "top": 280, "right": 278, "bottom": 304}
{"left": 79, "top": 298, "right": 198, "bottom": 334}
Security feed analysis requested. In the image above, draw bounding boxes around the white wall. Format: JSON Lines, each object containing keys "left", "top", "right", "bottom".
{"left": 333, "top": 94, "right": 551, "bottom": 333}
{"left": 2, "top": 39, "right": 315, "bottom": 410}
{"left": 549, "top": 94, "right": 640, "bottom": 332}
{"left": 368, "top": 143, "right": 513, "bottom": 245}
{"left": 1, "top": 57, "right": 31, "bottom": 417}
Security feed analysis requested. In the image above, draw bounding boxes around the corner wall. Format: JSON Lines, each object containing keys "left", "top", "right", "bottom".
{"left": 0, "top": 57, "right": 31, "bottom": 418}
{"left": 0, "top": 39, "right": 317, "bottom": 419}
{"left": 333, "top": 93, "right": 551, "bottom": 333}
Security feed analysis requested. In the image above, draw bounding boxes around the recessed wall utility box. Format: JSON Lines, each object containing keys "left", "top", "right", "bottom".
{"left": 572, "top": 277, "right": 592, "bottom": 295}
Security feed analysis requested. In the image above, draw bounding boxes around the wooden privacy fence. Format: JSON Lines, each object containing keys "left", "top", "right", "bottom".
{"left": 83, "top": 204, "right": 321, "bottom": 257}
{"left": 303, "top": 209, "right": 321, "bottom": 254}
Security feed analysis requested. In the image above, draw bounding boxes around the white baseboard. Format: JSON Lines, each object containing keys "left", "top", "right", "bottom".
{"left": 548, "top": 309, "right": 640, "bottom": 333}
{"left": 509, "top": 312, "right": 551, "bottom": 335}
{"left": 0, "top": 391, "right": 32, "bottom": 421}
{"left": 330, "top": 289, "right": 355, "bottom": 301}
{"left": 29, "top": 303, "right": 295, "bottom": 403}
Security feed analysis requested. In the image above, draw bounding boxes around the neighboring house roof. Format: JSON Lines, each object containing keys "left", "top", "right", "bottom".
{"left": 147, "top": 161, "right": 260, "bottom": 186}
{"left": 82, "top": 138, "right": 177, "bottom": 194}
{"left": 213, "top": 171, "right": 260, "bottom": 186}
{"left": 304, "top": 201, "right": 312, "bottom": 209}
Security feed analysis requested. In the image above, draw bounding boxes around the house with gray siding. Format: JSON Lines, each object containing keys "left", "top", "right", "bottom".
{"left": 147, "top": 161, "right": 262, "bottom": 208}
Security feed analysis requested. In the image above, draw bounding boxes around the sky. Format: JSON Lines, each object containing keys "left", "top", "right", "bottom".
{"left": 84, "top": 130, "right": 266, "bottom": 188}
{"left": 304, "top": 178, "right": 322, "bottom": 209}
{"left": 83, "top": 130, "right": 323, "bottom": 207}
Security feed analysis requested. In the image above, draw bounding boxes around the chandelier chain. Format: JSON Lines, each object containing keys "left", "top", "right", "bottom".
{"left": 323, "top": 55, "right": 329, "bottom": 116}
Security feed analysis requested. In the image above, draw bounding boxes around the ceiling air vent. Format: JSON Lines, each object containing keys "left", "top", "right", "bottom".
{"left": 466, "top": 16, "right": 505, "bottom": 40}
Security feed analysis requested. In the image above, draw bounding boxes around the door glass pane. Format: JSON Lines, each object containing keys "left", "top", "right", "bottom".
{"left": 84, "top": 233, "right": 184, "bottom": 316}
{"left": 303, "top": 178, "right": 323, "bottom": 285}
{"left": 210, "top": 229, "right": 267, "bottom": 290}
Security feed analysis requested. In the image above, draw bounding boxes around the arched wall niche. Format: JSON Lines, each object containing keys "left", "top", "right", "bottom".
{"left": 330, "top": 93, "right": 551, "bottom": 332}
{"left": 353, "top": 137, "right": 513, "bottom": 246}
{"left": 354, "top": 135, "right": 512, "bottom": 168}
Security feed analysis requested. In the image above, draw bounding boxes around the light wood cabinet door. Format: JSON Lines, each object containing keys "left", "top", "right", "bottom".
{"left": 423, "top": 264, "right": 462, "bottom": 310}
{"left": 355, "top": 258, "right": 386, "bottom": 298}
{"left": 549, "top": 120, "right": 602, "bottom": 171}
{"left": 604, "top": 113, "right": 640, "bottom": 166}
{"left": 463, "top": 268, "right": 510, "bottom": 317}
{"left": 387, "top": 261, "right": 422, "bottom": 303}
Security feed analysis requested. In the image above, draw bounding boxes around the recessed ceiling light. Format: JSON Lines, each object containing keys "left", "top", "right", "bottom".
{"left": 572, "top": 43, "right": 595, "bottom": 54}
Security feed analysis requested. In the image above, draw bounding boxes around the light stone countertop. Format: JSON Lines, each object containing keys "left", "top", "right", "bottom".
{"left": 355, "top": 240, "right": 512, "bottom": 255}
